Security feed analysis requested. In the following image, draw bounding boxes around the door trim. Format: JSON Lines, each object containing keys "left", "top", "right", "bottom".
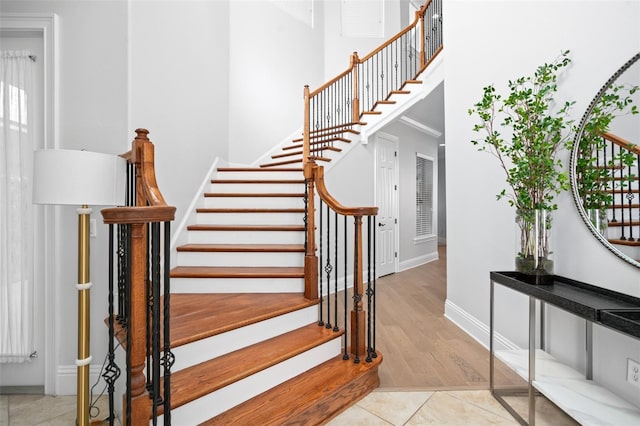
{"left": 374, "top": 131, "right": 399, "bottom": 276}
{"left": 1, "top": 13, "right": 58, "bottom": 394}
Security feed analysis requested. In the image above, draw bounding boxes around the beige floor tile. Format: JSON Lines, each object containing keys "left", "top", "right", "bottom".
{"left": 326, "top": 404, "right": 393, "bottom": 426}
{"left": 406, "top": 391, "right": 519, "bottom": 425}
{"left": 445, "top": 390, "right": 523, "bottom": 420}
{"left": 8, "top": 395, "right": 75, "bottom": 426}
{"left": 356, "top": 390, "right": 434, "bottom": 426}
{"left": 503, "top": 394, "right": 579, "bottom": 426}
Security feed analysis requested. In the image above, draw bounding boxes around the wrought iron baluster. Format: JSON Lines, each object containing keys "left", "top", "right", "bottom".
{"left": 609, "top": 140, "right": 618, "bottom": 223}
{"left": 334, "top": 211, "right": 339, "bottom": 332}
{"left": 318, "top": 199, "right": 325, "bottom": 326}
{"left": 104, "top": 224, "right": 120, "bottom": 426}
{"left": 366, "top": 216, "right": 373, "bottom": 363}
{"left": 325, "top": 203, "right": 332, "bottom": 329}
{"left": 150, "top": 222, "right": 162, "bottom": 424}
{"left": 372, "top": 215, "right": 377, "bottom": 358}
{"left": 619, "top": 144, "right": 628, "bottom": 240}
{"left": 343, "top": 215, "right": 349, "bottom": 360}
{"left": 627, "top": 161, "right": 636, "bottom": 241}
{"left": 162, "top": 221, "right": 173, "bottom": 425}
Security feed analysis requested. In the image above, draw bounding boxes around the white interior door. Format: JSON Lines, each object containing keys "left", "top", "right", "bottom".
{"left": 375, "top": 133, "right": 398, "bottom": 277}
{"left": 0, "top": 31, "right": 46, "bottom": 388}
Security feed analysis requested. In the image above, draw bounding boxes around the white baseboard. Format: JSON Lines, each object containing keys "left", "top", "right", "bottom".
{"left": 399, "top": 252, "right": 438, "bottom": 272}
{"left": 56, "top": 364, "right": 105, "bottom": 396}
{"left": 444, "top": 299, "right": 519, "bottom": 352}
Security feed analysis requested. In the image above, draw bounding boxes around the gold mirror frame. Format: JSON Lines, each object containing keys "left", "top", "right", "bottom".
{"left": 570, "top": 52, "right": 640, "bottom": 269}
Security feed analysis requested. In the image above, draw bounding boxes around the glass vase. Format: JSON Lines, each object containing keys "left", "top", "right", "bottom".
{"left": 587, "top": 208, "right": 608, "bottom": 237}
{"left": 515, "top": 209, "right": 553, "bottom": 284}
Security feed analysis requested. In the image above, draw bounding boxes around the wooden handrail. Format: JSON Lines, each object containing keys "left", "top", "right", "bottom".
{"left": 102, "top": 205, "right": 175, "bottom": 225}
{"left": 311, "top": 164, "right": 378, "bottom": 216}
{"left": 359, "top": 2, "right": 427, "bottom": 63}
{"left": 309, "top": 67, "right": 354, "bottom": 98}
{"left": 602, "top": 132, "right": 640, "bottom": 156}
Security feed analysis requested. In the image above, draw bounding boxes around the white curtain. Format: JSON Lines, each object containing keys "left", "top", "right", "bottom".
{"left": 0, "top": 50, "right": 35, "bottom": 363}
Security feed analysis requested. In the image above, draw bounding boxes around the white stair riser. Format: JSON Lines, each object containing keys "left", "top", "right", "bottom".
{"left": 210, "top": 182, "right": 304, "bottom": 194}
{"left": 176, "top": 251, "right": 303, "bottom": 267}
{"left": 202, "top": 196, "right": 304, "bottom": 209}
{"left": 170, "top": 306, "right": 318, "bottom": 372}
{"left": 196, "top": 212, "right": 304, "bottom": 225}
{"left": 613, "top": 244, "right": 640, "bottom": 260}
{"left": 161, "top": 339, "right": 342, "bottom": 425}
{"left": 187, "top": 230, "right": 304, "bottom": 244}
{"left": 217, "top": 171, "right": 303, "bottom": 180}
{"left": 170, "top": 276, "right": 305, "bottom": 293}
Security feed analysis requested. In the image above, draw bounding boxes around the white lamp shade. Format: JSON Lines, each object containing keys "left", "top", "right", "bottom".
{"left": 33, "top": 149, "right": 127, "bottom": 206}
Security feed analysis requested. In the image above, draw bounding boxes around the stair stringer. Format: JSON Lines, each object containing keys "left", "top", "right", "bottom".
{"left": 170, "top": 156, "right": 227, "bottom": 266}
{"left": 359, "top": 52, "right": 445, "bottom": 144}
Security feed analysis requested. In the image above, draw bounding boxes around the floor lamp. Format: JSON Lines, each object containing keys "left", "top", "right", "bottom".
{"left": 33, "top": 149, "right": 125, "bottom": 426}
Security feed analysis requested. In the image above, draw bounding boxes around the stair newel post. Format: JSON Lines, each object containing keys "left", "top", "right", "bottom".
{"left": 125, "top": 221, "right": 152, "bottom": 426}
{"left": 351, "top": 52, "right": 360, "bottom": 123}
{"left": 304, "top": 161, "right": 318, "bottom": 301}
{"left": 418, "top": 7, "right": 426, "bottom": 68}
{"left": 351, "top": 215, "right": 366, "bottom": 362}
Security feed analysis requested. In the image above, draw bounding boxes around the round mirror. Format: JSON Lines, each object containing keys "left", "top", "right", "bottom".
{"left": 570, "top": 52, "right": 640, "bottom": 269}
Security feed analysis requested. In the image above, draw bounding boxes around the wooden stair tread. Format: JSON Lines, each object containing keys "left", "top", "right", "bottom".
{"left": 217, "top": 167, "right": 303, "bottom": 172}
{"left": 168, "top": 324, "right": 343, "bottom": 412}
{"left": 168, "top": 293, "right": 316, "bottom": 348}
{"left": 196, "top": 208, "right": 305, "bottom": 213}
{"left": 202, "top": 351, "right": 382, "bottom": 425}
{"left": 204, "top": 192, "right": 304, "bottom": 197}
{"left": 362, "top": 110, "right": 382, "bottom": 115}
{"left": 292, "top": 128, "right": 360, "bottom": 143}
{"left": 608, "top": 220, "right": 640, "bottom": 227}
{"left": 177, "top": 244, "right": 305, "bottom": 253}
{"left": 171, "top": 266, "right": 304, "bottom": 278}
{"left": 260, "top": 158, "right": 303, "bottom": 167}
{"left": 272, "top": 146, "right": 341, "bottom": 159}
{"left": 186, "top": 224, "right": 304, "bottom": 231}
{"left": 211, "top": 179, "right": 305, "bottom": 184}
{"left": 609, "top": 239, "right": 640, "bottom": 246}
{"left": 390, "top": 89, "right": 411, "bottom": 95}
{"left": 285, "top": 138, "right": 351, "bottom": 150}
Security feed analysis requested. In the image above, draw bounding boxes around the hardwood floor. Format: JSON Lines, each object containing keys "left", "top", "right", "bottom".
{"left": 375, "top": 245, "right": 505, "bottom": 390}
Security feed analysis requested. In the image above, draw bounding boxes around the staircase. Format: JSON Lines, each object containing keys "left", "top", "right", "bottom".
{"left": 101, "top": 1, "right": 443, "bottom": 424}
{"left": 164, "top": 167, "right": 381, "bottom": 424}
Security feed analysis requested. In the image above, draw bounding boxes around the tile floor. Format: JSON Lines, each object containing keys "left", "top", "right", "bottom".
{"left": 1, "top": 389, "right": 576, "bottom": 425}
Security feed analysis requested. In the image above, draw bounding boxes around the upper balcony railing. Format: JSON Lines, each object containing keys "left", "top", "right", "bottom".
{"left": 303, "top": 0, "right": 443, "bottom": 162}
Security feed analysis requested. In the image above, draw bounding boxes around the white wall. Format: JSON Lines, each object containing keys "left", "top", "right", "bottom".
{"left": 322, "top": 0, "right": 404, "bottom": 79}
{"left": 444, "top": 0, "right": 640, "bottom": 406}
{"left": 227, "top": 0, "right": 325, "bottom": 163}
{"left": 1, "top": 0, "right": 129, "bottom": 393}
{"left": 130, "top": 0, "right": 230, "bottom": 228}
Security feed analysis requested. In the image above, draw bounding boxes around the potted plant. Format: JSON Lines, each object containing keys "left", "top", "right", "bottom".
{"left": 468, "top": 51, "right": 575, "bottom": 283}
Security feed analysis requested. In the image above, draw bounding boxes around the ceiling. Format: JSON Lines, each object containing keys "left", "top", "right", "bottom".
{"left": 401, "top": 80, "right": 445, "bottom": 143}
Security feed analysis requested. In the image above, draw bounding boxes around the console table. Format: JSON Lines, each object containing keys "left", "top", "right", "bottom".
{"left": 489, "top": 271, "right": 640, "bottom": 425}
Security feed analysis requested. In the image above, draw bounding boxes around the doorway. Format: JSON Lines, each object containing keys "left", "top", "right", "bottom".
{"left": 375, "top": 132, "right": 399, "bottom": 277}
